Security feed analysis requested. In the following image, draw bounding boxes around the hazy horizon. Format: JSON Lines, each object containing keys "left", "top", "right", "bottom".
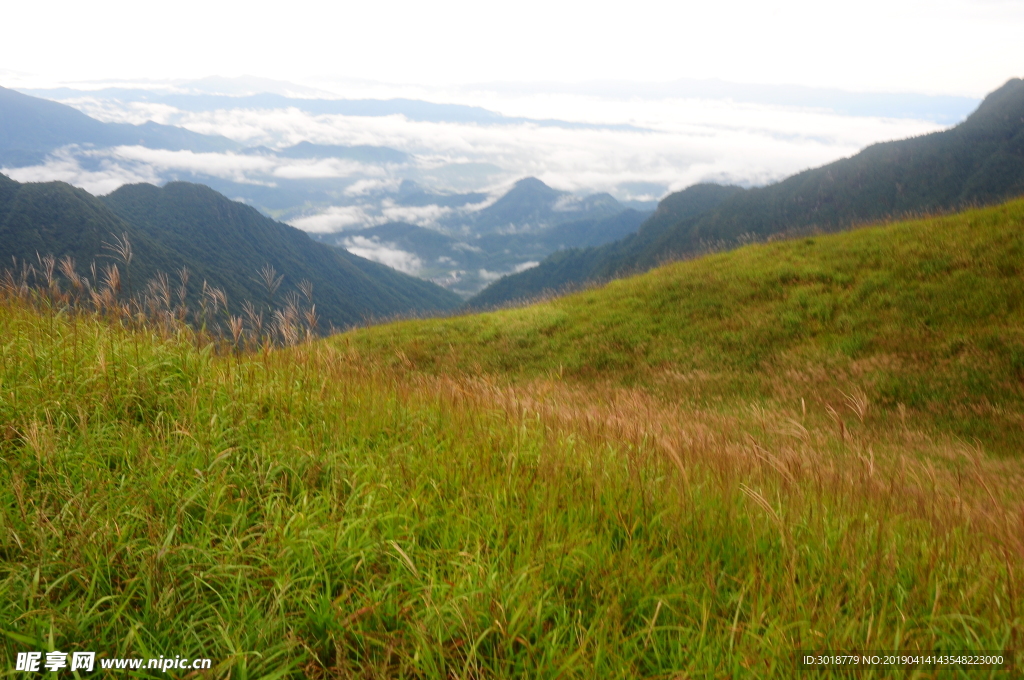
{"left": 3, "top": 75, "right": 967, "bottom": 219}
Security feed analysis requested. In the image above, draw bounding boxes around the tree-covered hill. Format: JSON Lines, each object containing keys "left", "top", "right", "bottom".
{"left": 0, "top": 173, "right": 178, "bottom": 283}
{"left": 471, "top": 78, "right": 1024, "bottom": 308}
{"left": 0, "top": 173, "right": 462, "bottom": 328}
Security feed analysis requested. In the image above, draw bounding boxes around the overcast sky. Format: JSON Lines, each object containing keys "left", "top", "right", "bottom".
{"left": 2, "top": 0, "right": 1021, "bottom": 96}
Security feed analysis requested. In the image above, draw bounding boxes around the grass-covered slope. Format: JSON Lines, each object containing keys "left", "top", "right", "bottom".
{"left": 348, "top": 197, "right": 1024, "bottom": 452}
{"left": 473, "top": 78, "right": 1024, "bottom": 308}
{"left": 1, "top": 199, "right": 1022, "bottom": 677}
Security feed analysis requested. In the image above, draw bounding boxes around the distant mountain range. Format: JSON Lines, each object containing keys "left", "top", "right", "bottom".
{"left": 0, "top": 86, "right": 241, "bottom": 167}
{"left": 19, "top": 87, "right": 649, "bottom": 132}
{"left": 312, "top": 177, "right": 649, "bottom": 297}
{"left": 0, "top": 86, "right": 654, "bottom": 297}
{"left": 0, "top": 173, "right": 461, "bottom": 328}
{"left": 469, "top": 78, "right": 1024, "bottom": 308}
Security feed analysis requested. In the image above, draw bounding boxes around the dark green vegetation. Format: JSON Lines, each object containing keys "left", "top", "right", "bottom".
{"left": 0, "top": 174, "right": 462, "bottom": 328}
{"left": 474, "top": 77, "right": 1024, "bottom": 308}
{"left": 0, "top": 86, "right": 240, "bottom": 167}
{"left": 1, "top": 199, "right": 1021, "bottom": 676}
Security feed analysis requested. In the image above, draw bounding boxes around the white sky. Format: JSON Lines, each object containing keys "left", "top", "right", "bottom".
{"left": 2, "top": 0, "right": 1022, "bottom": 97}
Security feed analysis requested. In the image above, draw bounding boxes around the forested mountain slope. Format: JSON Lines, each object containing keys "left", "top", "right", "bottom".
{"left": 0, "top": 174, "right": 462, "bottom": 327}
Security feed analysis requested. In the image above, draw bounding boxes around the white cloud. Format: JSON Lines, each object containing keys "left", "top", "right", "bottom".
{"left": 150, "top": 98, "right": 939, "bottom": 200}
{"left": 344, "top": 178, "right": 401, "bottom": 196}
{"left": 552, "top": 194, "right": 586, "bottom": 212}
{"left": 341, "top": 235, "right": 423, "bottom": 275}
{"left": 1, "top": 147, "right": 161, "bottom": 195}
{"left": 478, "top": 261, "right": 539, "bottom": 283}
{"left": 107, "top": 146, "right": 277, "bottom": 183}
{"left": 513, "top": 261, "right": 539, "bottom": 273}
{"left": 289, "top": 206, "right": 379, "bottom": 232}
{"left": 271, "top": 158, "right": 382, "bottom": 180}
{"left": 380, "top": 202, "right": 454, "bottom": 226}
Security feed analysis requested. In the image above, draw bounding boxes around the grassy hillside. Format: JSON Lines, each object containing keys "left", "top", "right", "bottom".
{"left": 1, "top": 200, "right": 1022, "bottom": 677}
{"left": 348, "top": 198, "right": 1024, "bottom": 453}
{"left": 474, "top": 77, "right": 1024, "bottom": 307}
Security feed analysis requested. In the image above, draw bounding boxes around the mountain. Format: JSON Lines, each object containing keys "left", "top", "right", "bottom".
{"left": 313, "top": 204, "right": 649, "bottom": 298}
{"left": 308, "top": 177, "right": 648, "bottom": 298}
{"left": 470, "top": 78, "right": 1024, "bottom": 308}
{"left": 0, "top": 173, "right": 462, "bottom": 328}
{"left": 453, "top": 177, "right": 623, "bottom": 235}
{"left": 0, "top": 86, "right": 241, "bottom": 167}
{"left": 20, "top": 87, "right": 648, "bottom": 132}
{"left": 0, "top": 172, "right": 178, "bottom": 284}
{"left": 467, "top": 183, "right": 743, "bottom": 307}
{"left": 100, "top": 182, "right": 462, "bottom": 327}
{"left": 393, "top": 179, "right": 488, "bottom": 209}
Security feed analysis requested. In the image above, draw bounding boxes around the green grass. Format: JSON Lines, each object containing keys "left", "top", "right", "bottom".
{"left": 1, "top": 199, "right": 1023, "bottom": 677}
{"left": 343, "top": 199, "right": 1024, "bottom": 454}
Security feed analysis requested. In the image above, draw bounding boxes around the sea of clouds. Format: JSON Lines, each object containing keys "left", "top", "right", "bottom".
{"left": 4, "top": 83, "right": 950, "bottom": 217}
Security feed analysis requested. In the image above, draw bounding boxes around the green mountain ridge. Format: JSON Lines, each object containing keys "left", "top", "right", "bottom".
{"left": 0, "top": 173, "right": 461, "bottom": 328}
{"left": 471, "top": 77, "right": 1024, "bottom": 308}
